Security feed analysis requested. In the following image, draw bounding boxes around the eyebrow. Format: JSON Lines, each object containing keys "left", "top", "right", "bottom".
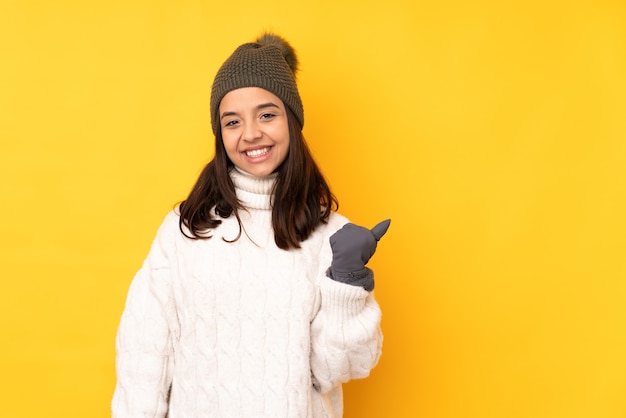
{"left": 220, "top": 102, "right": 280, "bottom": 120}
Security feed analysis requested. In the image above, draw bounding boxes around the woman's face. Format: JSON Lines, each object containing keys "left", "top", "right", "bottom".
{"left": 219, "top": 87, "right": 290, "bottom": 177}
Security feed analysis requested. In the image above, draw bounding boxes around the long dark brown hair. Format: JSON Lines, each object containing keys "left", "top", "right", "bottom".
{"left": 178, "top": 108, "right": 337, "bottom": 250}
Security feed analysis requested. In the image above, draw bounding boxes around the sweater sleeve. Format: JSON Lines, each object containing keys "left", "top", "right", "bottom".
{"left": 309, "top": 220, "right": 383, "bottom": 394}
{"left": 112, "top": 213, "right": 180, "bottom": 417}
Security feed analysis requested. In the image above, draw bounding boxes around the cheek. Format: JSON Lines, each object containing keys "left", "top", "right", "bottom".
{"left": 222, "top": 135, "right": 238, "bottom": 156}
{"left": 274, "top": 126, "right": 290, "bottom": 148}
{"left": 272, "top": 129, "right": 290, "bottom": 155}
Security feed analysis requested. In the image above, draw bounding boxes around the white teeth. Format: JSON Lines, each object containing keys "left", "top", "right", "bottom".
{"left": 245, "top": 147, "right": 270, "bottom": 157}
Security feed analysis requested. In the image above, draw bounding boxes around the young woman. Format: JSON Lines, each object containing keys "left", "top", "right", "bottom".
{"left": 112, "top": 33, "right": 390, "bottom": 417}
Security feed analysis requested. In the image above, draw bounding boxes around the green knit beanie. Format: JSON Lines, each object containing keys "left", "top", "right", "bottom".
{"left": 210, "top": 33, "right": 304, "bottom": 135}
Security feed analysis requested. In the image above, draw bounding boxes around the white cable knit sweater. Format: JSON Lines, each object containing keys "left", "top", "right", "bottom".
{"left": 112, "top": 169, "right": 383, "bottom": 417}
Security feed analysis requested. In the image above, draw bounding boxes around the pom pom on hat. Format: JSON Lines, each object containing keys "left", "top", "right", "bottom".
{"left": 210, "top": 32, "right": 304, "bottom": 134}
{"left": 255, "top": 33, "right": 299, "bottom": 75}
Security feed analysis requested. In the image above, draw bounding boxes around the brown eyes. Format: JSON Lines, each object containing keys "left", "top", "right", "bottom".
{"left": 224, "top": 114, "right": 276, "bottom": 127}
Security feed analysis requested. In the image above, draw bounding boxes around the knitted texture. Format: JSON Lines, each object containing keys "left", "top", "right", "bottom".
{"left": 210, "top": 33, "right": 304, "bottom": 135}
{"left": 112, "top": 169, "right": 383, "bottom": 417}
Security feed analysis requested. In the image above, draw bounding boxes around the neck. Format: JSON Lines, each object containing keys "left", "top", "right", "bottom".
{"left": 229, "top": 167, "right": 277, "bottom": 210}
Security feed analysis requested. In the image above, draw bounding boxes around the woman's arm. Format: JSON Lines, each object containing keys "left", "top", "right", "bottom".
{"left": 309, "top": 218, "right": 389, "bottom": 393}
{"left": 112, "top": 213, "right": 179, "bottom": 417}
{"left": 309, "top": 278, "right": 383, "bottom": 393}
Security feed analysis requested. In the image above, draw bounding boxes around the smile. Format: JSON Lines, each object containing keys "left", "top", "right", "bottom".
{"left": 244, "top": 147, "right": 271, "bottom": 157}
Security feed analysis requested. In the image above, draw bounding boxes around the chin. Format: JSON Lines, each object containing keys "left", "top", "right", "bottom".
{"left": 241, "top": 166, "right": 275, "bottom": 177}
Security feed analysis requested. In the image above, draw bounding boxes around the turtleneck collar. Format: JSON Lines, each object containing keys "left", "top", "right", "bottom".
{"left": 230, "top": 167, "right": 277, "bottom": 210}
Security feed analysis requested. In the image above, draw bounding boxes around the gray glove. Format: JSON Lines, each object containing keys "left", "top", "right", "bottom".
{"left": 326, "top": 219, "right": 391, "bottom": 291}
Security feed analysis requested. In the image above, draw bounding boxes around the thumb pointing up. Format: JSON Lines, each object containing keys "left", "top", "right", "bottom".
{"left": 371, "top": 219, "right": 391, "bottom": 241}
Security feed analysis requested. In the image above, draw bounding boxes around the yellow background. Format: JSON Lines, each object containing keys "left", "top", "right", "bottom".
{"left": 1, "top": 0, "right": 625, "bottom": 417}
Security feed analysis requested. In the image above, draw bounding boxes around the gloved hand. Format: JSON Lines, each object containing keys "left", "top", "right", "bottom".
{"left": 326, "top": 219, "right": 391, "bottom": 291}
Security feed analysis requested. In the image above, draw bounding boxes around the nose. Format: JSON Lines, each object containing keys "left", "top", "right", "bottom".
{"left": 242, "top": 121, "right": 262, "bottom": 142}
